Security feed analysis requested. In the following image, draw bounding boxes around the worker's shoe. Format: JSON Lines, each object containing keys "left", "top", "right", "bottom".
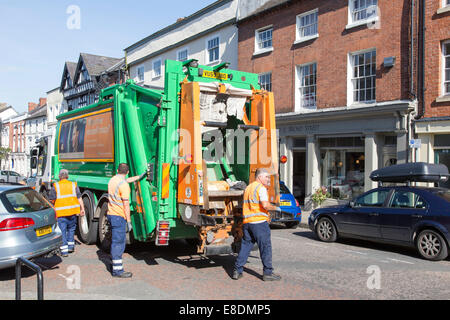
{"left": 113, "top": 271, "right": 133, "bottom": 278}
{"left": 231, "top": 270, "right": 243, "bottom": 280}
{"left": 263, "top": 273, "right": 281, "bottom": 281}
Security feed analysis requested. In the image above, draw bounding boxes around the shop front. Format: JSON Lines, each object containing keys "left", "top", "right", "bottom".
{"left": 416, "top": 118, "right": 450, "bottom": 188}
{"left": 277, "top": 102, "right": 414, "bottom": 208}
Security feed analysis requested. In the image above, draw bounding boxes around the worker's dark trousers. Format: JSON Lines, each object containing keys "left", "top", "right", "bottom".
{"left": 58, "top": 215, "right": 77, "bottom": 254}
{"left": 234, "top": 221, "right": 273, "bottom": 275}
{"left": 107, "top": 215, "right": 126, "bottom": 276}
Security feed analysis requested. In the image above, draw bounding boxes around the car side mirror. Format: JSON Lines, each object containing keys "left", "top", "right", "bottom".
{"left": 349, "top": 201, "right": 355, "bottom": 208}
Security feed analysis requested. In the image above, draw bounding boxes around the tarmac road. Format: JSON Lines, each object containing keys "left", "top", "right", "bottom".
{"left": 1, "top": 224, "right": 449, "bottom": 300}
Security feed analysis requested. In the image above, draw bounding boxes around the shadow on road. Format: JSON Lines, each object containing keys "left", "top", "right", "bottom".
{"left": 0, "top": 254, "right": 62, "bottom": 281}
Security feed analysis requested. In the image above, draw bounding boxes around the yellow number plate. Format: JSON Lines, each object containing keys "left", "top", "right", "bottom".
{"left": 36, "top": 226, "right": 52, "bottom": 237}
{"left": 280, "top": 201, "right": 291, "bottom": 206}
{"left": 202, "top": 70, "right": 228, "bottom": 80}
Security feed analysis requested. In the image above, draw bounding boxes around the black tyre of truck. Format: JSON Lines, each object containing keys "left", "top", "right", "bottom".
{"left": 315, "top": 217, "right": 338, "bottom": 242}
{"left": 416, "top": 229, "right": 448, "bottom": 261}
{"left": 98, "top": 201, "right": 112, "bottom": 253}
{"left": 78, "top": 191, "right": 98, "bottom": 245}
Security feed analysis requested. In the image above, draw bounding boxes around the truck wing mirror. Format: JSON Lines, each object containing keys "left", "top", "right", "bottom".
{"left": 30, "top": 157, "right": 37, "bottom": 169}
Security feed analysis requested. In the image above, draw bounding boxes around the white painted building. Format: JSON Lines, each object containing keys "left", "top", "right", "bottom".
{"left": 124, "top": 0, "right": 239, "bottom": 88}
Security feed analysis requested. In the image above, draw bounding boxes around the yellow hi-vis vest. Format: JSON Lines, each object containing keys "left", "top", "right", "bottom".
{"left": 242, "top": 181, "right": 270, "bottom": 224}
{"left": 54, "top": 180, "right": 80, "bottom": 218}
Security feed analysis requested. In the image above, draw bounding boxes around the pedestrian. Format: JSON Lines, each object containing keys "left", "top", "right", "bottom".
{"left": 232, "top": 168, "right": 281, "bottom": 281}
{"left": 107, "top": 163, "right": 147, "bottom": 278}
{"left": 49, "top": 169, "right": 85, "bottom": 257}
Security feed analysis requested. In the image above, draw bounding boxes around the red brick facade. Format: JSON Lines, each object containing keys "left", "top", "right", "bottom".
{"left": 423, "top": 1, "right": 450, "bottom": 118}
{"left": 238, "top": 0, "right": 416, "bottom": 113}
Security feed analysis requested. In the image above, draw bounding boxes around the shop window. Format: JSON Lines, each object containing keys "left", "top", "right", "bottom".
{"left": 321, "top": 150, "right": 365, "bottom": 200}
{"left": 434, "top": 134, "right": 450, "bottom": 188}
{"left": 384, "top": 136, "right": 397, "bottom": 146}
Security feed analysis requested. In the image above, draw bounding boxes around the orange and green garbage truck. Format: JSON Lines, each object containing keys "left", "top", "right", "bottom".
{"left": 51, "top": 59, "right": 280, "bottom": 255}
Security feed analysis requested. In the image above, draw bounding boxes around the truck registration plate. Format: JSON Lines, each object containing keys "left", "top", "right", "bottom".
{"left": 202, "top": 70, "right": 228, "bottom": 80}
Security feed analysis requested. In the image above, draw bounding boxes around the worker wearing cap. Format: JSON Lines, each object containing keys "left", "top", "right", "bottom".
{"left": 232, "top": 168, "right": 281, "bottom": 281}
{"left": 107, "top": 163, "right": 147, "bottom": 278}
{"left": 49, "top": 169, "right": 85, "bottom": 257}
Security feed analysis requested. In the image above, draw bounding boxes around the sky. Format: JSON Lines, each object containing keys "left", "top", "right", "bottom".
{"left": 0, "top": 0, "right": 216, "bottom": 113}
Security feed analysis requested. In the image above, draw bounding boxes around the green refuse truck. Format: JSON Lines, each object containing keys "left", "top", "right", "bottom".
{"left": 51, "top": 59, "right": 280, "bottom": 254}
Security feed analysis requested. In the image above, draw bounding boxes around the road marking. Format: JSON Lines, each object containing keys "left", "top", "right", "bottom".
{"left": 387, "top": 258, "right": 414, "bottom": 265}
{"left": 344, "top": 249, "right": 368, "bottom": 256}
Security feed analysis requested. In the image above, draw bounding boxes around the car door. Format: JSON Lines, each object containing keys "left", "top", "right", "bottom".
{"left": 337, "top": 188, "right": 390, "bottom": 239}
{"left": 380, "top": 189, "right": 429, "bottom": 242}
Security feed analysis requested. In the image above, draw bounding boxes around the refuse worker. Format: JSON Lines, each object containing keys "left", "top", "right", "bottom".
{"left": 48, "top": 169, "right": 85, "bottom": 257}
{"left": 107, "top": 163, "right": 147, "bottom": 278}
{"left": 232, "top": 168, "right": 281, "bottom": 281}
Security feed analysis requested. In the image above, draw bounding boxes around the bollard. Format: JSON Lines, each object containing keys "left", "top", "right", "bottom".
{"left": 15, "top": 257, "right": 44, "bottom": 300}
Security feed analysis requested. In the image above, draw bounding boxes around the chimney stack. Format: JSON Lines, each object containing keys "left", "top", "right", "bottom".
{"left": 28, "top": 102, "right": 38, "bottom": 112}
{"left": 39, "top": 97, "right": 47, "bottom": 107}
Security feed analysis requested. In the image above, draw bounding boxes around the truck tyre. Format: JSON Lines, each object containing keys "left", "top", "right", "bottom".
{"left": 78, "top": 191, "right": 98, "bottom": 245}
{"left": 98, "top": 201, "right": 112, "bottom": 253}
{"left": 416, "top": 229, "right": 448, "bottom": 261}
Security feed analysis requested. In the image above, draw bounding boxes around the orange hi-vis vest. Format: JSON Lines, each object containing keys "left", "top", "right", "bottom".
{"left": 242, "top": 181, "right": 270, "bottom": 224}
{"left": 54, "top": 180, "right": 80, "bottom": 218}
{"left": 107, "top": 175, "right": 130, "bottom": 219}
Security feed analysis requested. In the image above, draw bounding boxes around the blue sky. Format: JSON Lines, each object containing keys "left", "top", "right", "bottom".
{"left": 0, "top": 0, "right": 215, "bottom": 113}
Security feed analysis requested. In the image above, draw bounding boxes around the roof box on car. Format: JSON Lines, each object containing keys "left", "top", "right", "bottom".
{"left": 370, "top": 162, "right": 449, "bottom": 183}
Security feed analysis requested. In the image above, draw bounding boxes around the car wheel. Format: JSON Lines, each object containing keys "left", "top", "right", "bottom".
{"left": 98, "top": 201, "right": 111, "bottom": 253}
{"left": 285, "top": 222, "right": 299, "bottom": 229}
{"left": 78, "top": 192, "right": 98, "bottom": 245}
{"left": 315, "top": 217, "right": 337, "bottom": 242}
{"left": 416, "top": 230, "right": 448, "bottom": 261}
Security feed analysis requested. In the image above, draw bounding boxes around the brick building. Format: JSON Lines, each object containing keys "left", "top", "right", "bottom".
{"left": 415, "top": 0, "right": 450, "bottom": 188}
{"left": 237, "top": 0, "right": 420, "bottom": 206}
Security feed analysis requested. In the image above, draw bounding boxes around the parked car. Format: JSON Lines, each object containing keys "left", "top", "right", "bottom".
{"left": 0, "top": 170, "right": 26, "bottom": 184}
{"left": 271, "top": 181, "right": 302, "bottom": 228}
{"left": 309, "top": 163, "right": 450, "bottom": 261}
{"left": 0, "top": 185, "right": 61, "bottom": 269}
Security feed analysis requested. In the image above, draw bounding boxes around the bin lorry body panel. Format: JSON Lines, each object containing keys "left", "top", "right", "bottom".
{"left": 52, "top": 59, "right": 279, "bottom": 251}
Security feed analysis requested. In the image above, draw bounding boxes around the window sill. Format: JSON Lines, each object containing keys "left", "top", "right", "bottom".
{"left": 294, "top": 34, "right": 319, "bottom": 45}
{"left": 437, "top": 6, "right": 450, "bottom": 15}
{"left": 345, "top": 17, "right": 379, "bottom": 30}
{"left": 436, "top": 95, "right": 450, "bottom": 103}
{"left": 253, "top": 47, "right": 274, "bottom": 57}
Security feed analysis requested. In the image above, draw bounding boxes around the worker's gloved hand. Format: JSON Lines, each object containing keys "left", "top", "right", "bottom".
{"left": 126, "top": 221, "right": 133, "bottom": 233}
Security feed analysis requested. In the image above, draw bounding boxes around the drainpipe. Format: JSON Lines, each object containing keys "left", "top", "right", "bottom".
{"left": 415, "top": 0, "right": 425, "bottom": 121}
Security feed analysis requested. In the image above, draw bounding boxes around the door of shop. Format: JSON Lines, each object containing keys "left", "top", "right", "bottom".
{"left": 293, "top": 151, "right": 306, "bottom": 205}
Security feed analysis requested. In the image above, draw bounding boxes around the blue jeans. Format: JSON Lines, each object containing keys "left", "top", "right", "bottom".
{"left": 107, "top": 215, "right": 127, "bottom": 276}
{"left": 234, "top": 221, "right": 273, "bottom": 275}
{"left": 58, "top": 215, "right": 77, "bottom": 254}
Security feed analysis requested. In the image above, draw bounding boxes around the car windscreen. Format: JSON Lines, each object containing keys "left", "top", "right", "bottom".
{"left": 280, "top": 183, "right": 291, "bottom": 194}
{"left": 1, "top": 188, "right": 52, "bottom": 213}
{"left": 434, "top": 190, "right": 450, "bottom": 203}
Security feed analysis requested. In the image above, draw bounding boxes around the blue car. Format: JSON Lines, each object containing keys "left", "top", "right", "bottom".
{"left": 271, "top": 181, "right": 302, "bottom": 228}
{"left": 309, "top": 163, "right": 450, "bottom": 261}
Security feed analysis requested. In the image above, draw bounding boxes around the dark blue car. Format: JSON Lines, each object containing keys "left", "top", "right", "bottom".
{"left": 309, "top": 163, "right": 450, "bottom": 261}
{"left": 272, "top": 181, "right": 302, "bottom": 228}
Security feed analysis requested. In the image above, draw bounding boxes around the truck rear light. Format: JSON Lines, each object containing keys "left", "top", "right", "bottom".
{"left": 0, "top": 218, "right": 35, "bottom": 232}
{"left": 156, "top": 220, "right": 170, "bottom": 246}
{"left": 280, "top": 155, "right": 288, "bottom": 164}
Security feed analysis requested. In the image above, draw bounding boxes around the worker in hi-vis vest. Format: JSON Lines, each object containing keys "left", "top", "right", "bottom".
{"left": 107, "top": 163, "right": 147, "bottom": 278}
{"left": 232, "top": 168, "right": 282, "bottom": 281}
{"left": 49, "top": 169, "right": 85, "bottom": 257}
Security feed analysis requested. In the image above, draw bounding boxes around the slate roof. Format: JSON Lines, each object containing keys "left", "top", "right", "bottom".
{"left": 26, "top": 104, "right": 47, "bottom": 120}
{"left": 76, "top": 53, "right": 122, "bottom": 82}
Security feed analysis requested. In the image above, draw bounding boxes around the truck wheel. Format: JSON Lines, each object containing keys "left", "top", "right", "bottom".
{"left": 78, "top": 192, "right": 98, "bottom": 245}
{"left": 416, "top": 230, "right": 448, "bottom": 261}
{"left": 98, "top": 201, "right": 111, "bottom": 253}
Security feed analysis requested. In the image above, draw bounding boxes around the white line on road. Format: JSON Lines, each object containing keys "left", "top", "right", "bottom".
{"left": 304, "top": 242, "right": 328, "bottom": 248}
{"left": 272, "top": 236, "right": 291, "bottom": 242}
{"left": 387, "top": 258, "right": 415, "bottom": 265}
{"left": 344, "top": 249, "right": 368, "bottom": 256}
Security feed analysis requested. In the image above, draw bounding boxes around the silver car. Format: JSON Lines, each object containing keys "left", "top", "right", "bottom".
{"left": 0, "top": 185, "right": 62, "bottom": 269}
{"left": 0, "top": 171, "right": 26, "bottom": 184}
